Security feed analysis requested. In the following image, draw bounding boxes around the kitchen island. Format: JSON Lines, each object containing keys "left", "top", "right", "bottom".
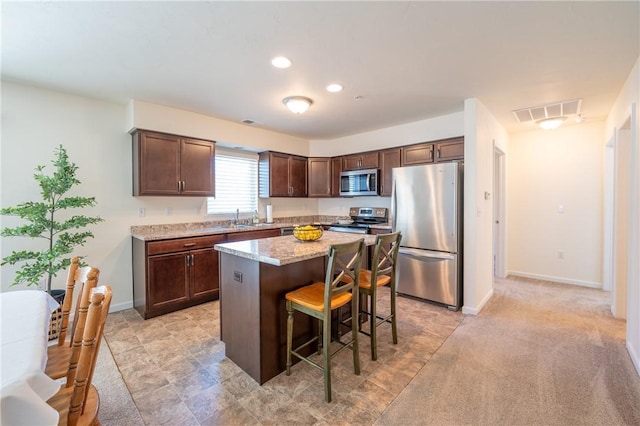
{"left": 214, "top": 231, "right": 375, "bottom": 384}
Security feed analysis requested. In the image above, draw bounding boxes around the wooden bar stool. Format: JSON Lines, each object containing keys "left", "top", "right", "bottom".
{"left": 357, "top": 232, "right": 402, "bottom": 360}
{"left": 285, "top": 238, "right": 365, "bottom": 403}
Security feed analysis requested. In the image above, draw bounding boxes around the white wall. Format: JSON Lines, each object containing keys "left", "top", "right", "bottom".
{"left": 507, "top": 120, "right": 605, "bottom": 288}
{"left": 605, "top": 57, "right": 640, "bottom": 375}
{"left": 310, "top": 111, "right": 464, "bottom": 156}
{"left": 462, "top": 98, "right": 508, "bottom": 315}
{"left": 1, "top": 81, "right": 132, "bottom": 310}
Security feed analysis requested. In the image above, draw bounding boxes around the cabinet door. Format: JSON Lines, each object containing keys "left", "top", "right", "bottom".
{"left": 190, "top": 247, "right": 220, "bottom": 300}
{"left": 331, "top": 157, "right": 343, "bottom": 197}
{"left": 342, "top": 154, "right": 362, "bottom": 171}
{"left": 269, "top": 152, "right": 292, "bottom": 197}
{"left": 435, "top": 138, "right": 464, "bottom": 162}
{"left": 136, "top": 131, "right": 181, "bottom": 195}
{"left": 147, "top": 252, "right": 190, "bottom": 312}
{"left": 379, "top": 148, "right": 401, "bottom": 196}
{"left": 360, "top": 151, "right": 380, "bottom": 169}
{"left": 402, "top": 143, "right": 434, "bottom": 166}
{"left": 180, "top": 138, "right": 215, "bottom": 196}
{"left": 289, "top": 155, "right": 308, "bottom": 197}
{"left": 308, "top": 158, "right": 331, "bottom": 198}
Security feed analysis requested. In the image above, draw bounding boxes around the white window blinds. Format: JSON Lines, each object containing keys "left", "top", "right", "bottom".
{"left": 207, "top": 148, "right": 258, "bottom": 215}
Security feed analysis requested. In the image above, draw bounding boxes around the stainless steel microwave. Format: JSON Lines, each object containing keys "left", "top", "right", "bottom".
{"left": 339, "top": 168, "right": 379, "bottom": 197}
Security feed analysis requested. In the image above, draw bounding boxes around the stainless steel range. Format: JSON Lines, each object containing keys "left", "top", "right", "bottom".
{"left": 328, "top": 207, "right": 388, "bottom": 234}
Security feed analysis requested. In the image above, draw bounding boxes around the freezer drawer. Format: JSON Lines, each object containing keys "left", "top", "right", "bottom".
{"left": 396, "top": 248, "right": 461, "bottom": 309}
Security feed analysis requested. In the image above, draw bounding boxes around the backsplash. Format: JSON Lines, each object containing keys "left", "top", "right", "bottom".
{"left": 130, "top": 215, "right": 350, "bottom": 234}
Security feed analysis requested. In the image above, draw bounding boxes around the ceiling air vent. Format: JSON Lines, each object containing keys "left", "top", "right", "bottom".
{"left": 241, "top": 119, "right": 262, "bottom": 125}
{"left": 512, "top": 99, "right": 582, "bottom": 123}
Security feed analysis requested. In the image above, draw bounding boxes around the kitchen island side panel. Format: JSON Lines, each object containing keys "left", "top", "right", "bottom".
{"left": 219, "top": 252, "right": 261, "bottom": 382}
{"left": 259, "top": 257, "right": 325, "bottom": 383}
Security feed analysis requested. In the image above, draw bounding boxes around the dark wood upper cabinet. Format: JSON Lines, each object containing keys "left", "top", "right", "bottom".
{"left": 259, "top": 151, "right": 308, "bottom": 198}
{"left": 401, "top": 142, "right": 434, "bottom": 166}
{"left": 342, "top": 151, "right": 380, "bottom": 171}
{"left": 434, "top": 137, "right": 464, "bottom": 162}
{"left": 331, "top": 157, "right": 343, "bottom": 197}
{"left": 308, "top": 157, "right": 332, "bottom": 198}
{"left": 132, "top": 130, "right": 215, "bottom": 196}
{"left": 379, "top": 148, "right": 401, "bottom": 196}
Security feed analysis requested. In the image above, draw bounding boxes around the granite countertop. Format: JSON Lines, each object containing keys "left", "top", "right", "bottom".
{"left": 214, "top": 231, "right": 376, "bottom": 266}
{"left": 131, "top": 222, "right": 291, "bottom": 241}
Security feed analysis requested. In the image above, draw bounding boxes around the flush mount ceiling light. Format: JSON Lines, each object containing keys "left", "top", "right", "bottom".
{"left": 326, "top": 83, "right": 343, "bottom": 93}
{"left": 537, "top": 117, "right": 566, "bottom": 130}
{"left": 271, "top": 56, "right": 292, "bottom": 68}
{"left": 283, "top": 96, "right": 313, "bottom": 114}
{"left": 513, "top": 99, "right": 582, "bottom": 130}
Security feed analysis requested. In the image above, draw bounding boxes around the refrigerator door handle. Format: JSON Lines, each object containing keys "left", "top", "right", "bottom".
{"left": 391, "top": 179, "right": 397, "bottom": 230}
{"left": 398, "top": 247, "right": 455, "bottom": 261}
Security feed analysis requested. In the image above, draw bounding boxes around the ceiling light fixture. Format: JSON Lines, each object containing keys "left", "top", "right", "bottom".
{"left": 283, "top": 96, "right": 313, "bottom": 114}
{"left": 538, "top": 117, "right": 565, "bottom": 130}
{"left": 326, "top": 83, "right": 343, "bottom": 93}
{"left": 271, "top": 56, "right": 292, "bottom": 68}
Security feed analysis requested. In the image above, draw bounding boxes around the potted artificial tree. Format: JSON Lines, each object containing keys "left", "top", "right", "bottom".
{"left": 1, "top": 145, "right": 103, "bottom": 336}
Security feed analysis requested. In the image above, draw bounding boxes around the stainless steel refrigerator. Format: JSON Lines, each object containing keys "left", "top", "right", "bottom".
{"left": 391, "top": 162, "right": 463, "bottom": 310}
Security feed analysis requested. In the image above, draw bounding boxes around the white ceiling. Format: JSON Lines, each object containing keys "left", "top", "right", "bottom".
{"left": 2, "top": 1, "right": 638, "bottom": 140}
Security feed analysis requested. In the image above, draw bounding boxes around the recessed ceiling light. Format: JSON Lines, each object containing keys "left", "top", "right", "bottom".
{"left": 271, "top": 56, "right": 292, "bottom": 68}
{"left": 326, "top": 83, "right": 343, "bottom": 93}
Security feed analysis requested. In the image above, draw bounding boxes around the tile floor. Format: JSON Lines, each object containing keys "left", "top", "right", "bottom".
{"left": 103, "top": 287, "right": 463, "bottom": 425}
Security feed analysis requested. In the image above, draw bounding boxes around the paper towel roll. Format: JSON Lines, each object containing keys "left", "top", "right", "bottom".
{"left": 266, "top": 205, "right": 273, "bottom": 223}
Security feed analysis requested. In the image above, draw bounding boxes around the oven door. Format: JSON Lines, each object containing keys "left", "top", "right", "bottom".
{"left": 328, "top": 226, "right": 369, "bottom": 234}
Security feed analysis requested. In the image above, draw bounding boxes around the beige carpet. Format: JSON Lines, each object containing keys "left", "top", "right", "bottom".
{"left": 376, "top": 277, "right": 640, "bottom": 425}
{"left": 92, "top": 337, "right": 144, "bottom": 425}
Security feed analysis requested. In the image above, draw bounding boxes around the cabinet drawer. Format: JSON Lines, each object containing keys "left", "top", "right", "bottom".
{"left": 148, "top": 235, "right": 225, "bottom": 256}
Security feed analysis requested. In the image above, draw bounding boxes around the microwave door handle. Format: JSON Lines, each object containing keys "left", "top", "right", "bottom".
{"left": 366, "top": 174, "right": 371, "bottom": 191}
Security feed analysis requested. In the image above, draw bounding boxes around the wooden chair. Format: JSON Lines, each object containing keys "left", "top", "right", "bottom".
{"left": 285, "top": 239, "right": 364, "bottom": 403}
{"left": 45, "top": 260, "right": 100, "bottom": 381}
{"left": 47, "top": 285, "right": 112, "bottom": 426}
{"left": 357, "top": 232, "right": 402, "bottom": 360}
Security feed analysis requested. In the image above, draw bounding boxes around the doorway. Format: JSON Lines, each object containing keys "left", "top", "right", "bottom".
{"left": 493, "top": 145, "right": 506, "bottom": 278}
{"left": 612, "top": 120, "right": 632, "bottom": 319}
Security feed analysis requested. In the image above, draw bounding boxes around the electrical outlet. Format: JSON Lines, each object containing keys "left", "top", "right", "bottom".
{"left": 165, "top": 207, "right": 172, "bottom": 216}
{"left": 557, "top": 251, "right": 564, "bottom": 259}
{"left": 138, "top": 208, "right": 145, "bottom": 217}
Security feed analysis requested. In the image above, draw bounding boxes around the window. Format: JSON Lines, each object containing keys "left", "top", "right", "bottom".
{"left": 207, "top": 148, "right": 258, "bottom": 215}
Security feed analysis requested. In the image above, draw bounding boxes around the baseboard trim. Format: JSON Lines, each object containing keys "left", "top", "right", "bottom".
{"left": 110, "top": 300, "right": 133, "bottom": 313}
{"left": 627, "top": 341, "right": 640, "bottom": 377}
{"left": 507, "top": 271, "right": 602, "bottom": 289}
{"left": 462, "top": 288, "right": 494, "bottom": 316}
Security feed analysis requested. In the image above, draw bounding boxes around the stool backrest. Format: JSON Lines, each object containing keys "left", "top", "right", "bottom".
{"left": 371, "top": 232, "right": 402, "bottom": 280}
{"left": 325, "top": 239, "right": 365, "bottom": 313}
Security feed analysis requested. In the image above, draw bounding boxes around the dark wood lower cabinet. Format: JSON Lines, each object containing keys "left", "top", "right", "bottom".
{"left": 133, "top": 235, "right": 224, "bottom": 319}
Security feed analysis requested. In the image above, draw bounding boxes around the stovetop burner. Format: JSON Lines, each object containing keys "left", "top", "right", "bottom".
{"left": 328, "top": 207, "right": 388, "bottom": 234}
